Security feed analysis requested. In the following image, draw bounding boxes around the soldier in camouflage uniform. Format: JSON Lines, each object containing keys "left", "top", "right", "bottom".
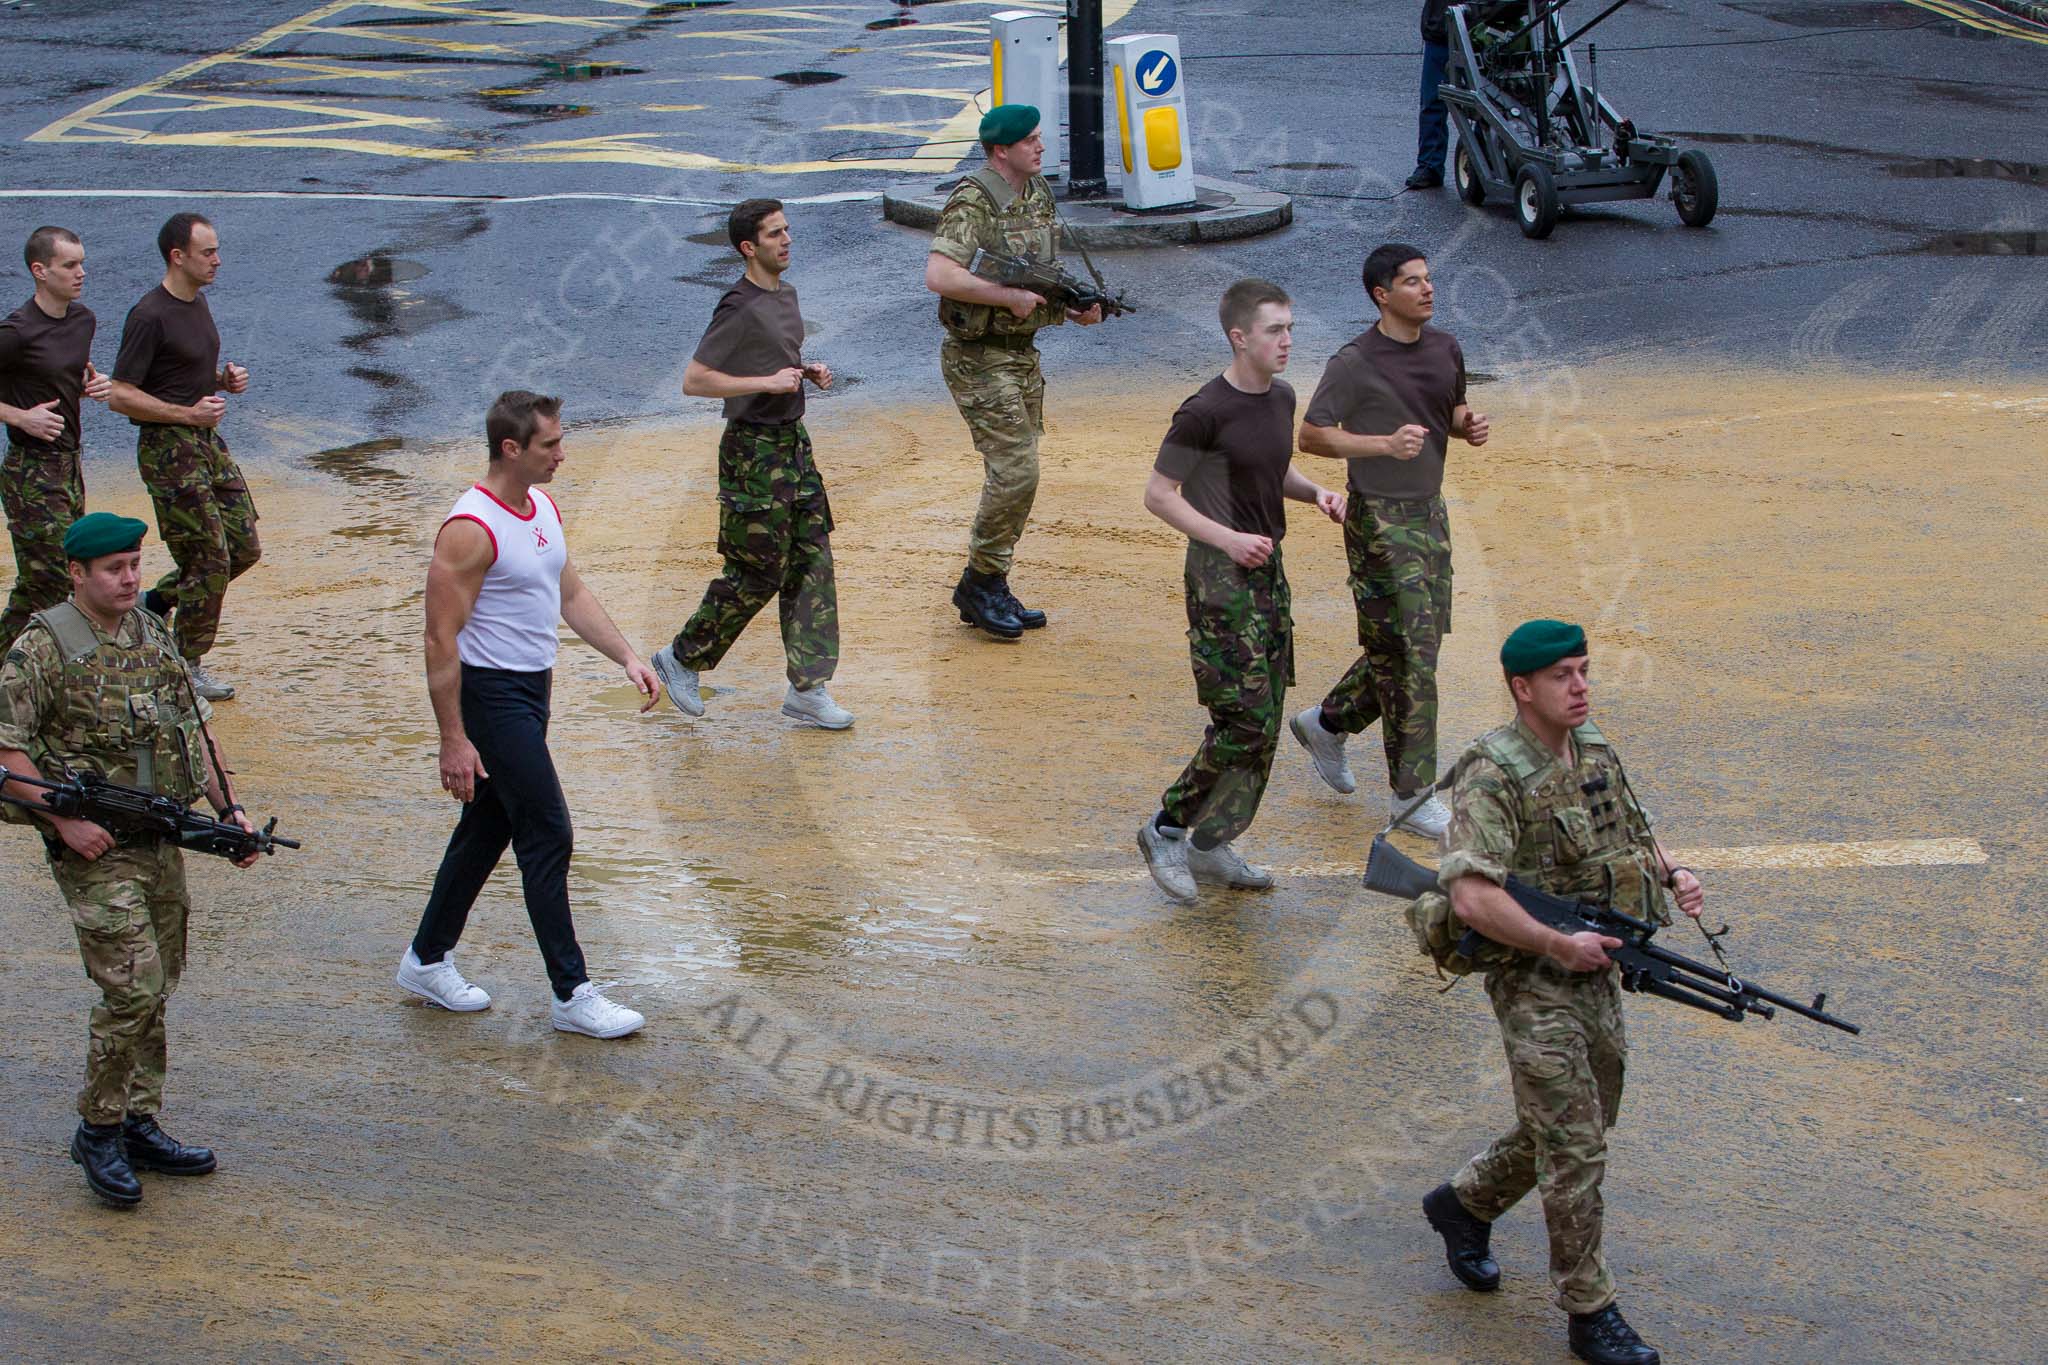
{"left": 924, "top": 103, "right": 1102, "bottom": 640}
{"left": 1418, "top": 619, "right": 1704, "bottom": 1365}
{"left": 1, "top": 226, "right": 113, "bottom": 645}
{"left": 1136, "top": 281, "right": 1343, "bottom": 903}
{"left": 109, "top": 213, "right": 259, "bottom": 703}
{"left": 0, "top": 512, "right": 258, "bottom": 1209}
{"left": 1290, "top": 244, "right": 1488, "bottom": 838}
{"left": 649, "top": 198, "right": 850, "bottom": 730}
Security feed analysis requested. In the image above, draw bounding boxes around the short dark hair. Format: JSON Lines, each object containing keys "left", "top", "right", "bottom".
{"left": 24, "top": 226, "right": 80, "bottom": 271}
{"left": 485, "top": 390, "right": 562, "bottom": 460}
{"left": 728, "top": 198, "right": 785, "bottom": 256}
{"left": 1219, "top": 278, "right": 1291, "bottom": 342}
{"left": 1362, "top": 243, "right": 1426, "bottom": 310}
{"left": 157, "top": 212, "right": 214, "bottom": 265}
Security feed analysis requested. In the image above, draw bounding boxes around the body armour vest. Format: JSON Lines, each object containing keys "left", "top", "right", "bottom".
{"left": 937, "top": 167, "right": 1065, "bottom": 340}
{"left": 1469, "top": 718, "right": 1672, "bottom": 926}
{"left": 27, "top": 601, "right": 208, "bottom": 804}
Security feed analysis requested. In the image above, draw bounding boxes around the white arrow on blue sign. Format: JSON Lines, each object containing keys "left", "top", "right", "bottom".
{"left": 1135, "top": 49, "right": 1178, "bottom": 97}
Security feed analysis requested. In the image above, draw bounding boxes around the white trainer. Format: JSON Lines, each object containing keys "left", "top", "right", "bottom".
{"left": 551, "top": 982, "right": 645, "bottom": 1039}
{"left": 1186, "top": 840, "right": 1276, "bottom": 890}
{"left": 1137, "top": 819, "right": 1198, "bottom": 903}
{"left": 395, "top": 947, "right": 491, "bottom": 1012}
{"left": 186, "top": 660, "right": 236, "bottom": 702}
{"left": 782, "top": 682, "right": 853, "bottom": 730}
{"left": 1393, "top": 788, "right": 1453, "bottom": 839}
{"left": 1289, "top": 705, "right": 1355, "bottom": 794}
{"left": 650, "top": 645, "right": 704, "bottom": 718}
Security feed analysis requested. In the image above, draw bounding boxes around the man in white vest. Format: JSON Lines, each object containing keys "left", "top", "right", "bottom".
{"left": 397, "top": 390, "right": 658, "bottom": 1038}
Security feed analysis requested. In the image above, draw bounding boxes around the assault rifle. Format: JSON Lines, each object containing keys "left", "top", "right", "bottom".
{"left": 0, "top": 766, "right": 300, "bottom": 861}
{"left": 1363, "top": 836, "right": 1858, "bottom": 1034}
{"left": 966, "top": 247, "right": 1135, "bottom": 319}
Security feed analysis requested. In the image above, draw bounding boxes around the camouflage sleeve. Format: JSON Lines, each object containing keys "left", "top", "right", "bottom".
{"left": 1437, "top": 758, "right": 1518, "bottom": 890}
{"left": 0, "top": 628, "right": 61, "bottom": 751}
{"left": 930, "top": 191, "right": 993, "bottom": 267}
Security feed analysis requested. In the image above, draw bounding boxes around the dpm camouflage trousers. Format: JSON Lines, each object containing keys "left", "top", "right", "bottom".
{"left": 1161, "top": 542, "right": 1295, "bottom": 849}
{"left": 0, "top": 443, "right": 85, "bottom": 646}
{"left": 671, "top": 420, "right": 838, "bottom": 688}
{"left": 136, "top": 424, "right": 260, "bottom": 660}
{"left": 1318, "top": 493, "right": 1451, "bottom": 794}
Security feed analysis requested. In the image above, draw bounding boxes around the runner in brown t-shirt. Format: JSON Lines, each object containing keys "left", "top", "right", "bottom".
{"left": 107, "top": 213, "right": 258, "bottom": 701}
{"left": 1289, "top": 243, "right": 1490, "bottom": 838}
{"left": 648, "top": 198, "right": 850, "bottom": 730}
{"left": 1136, "top": 280, "right": 1345, "bottom": 903}
{"left": 0, "top": 226, "right": 113, "bottom": 643}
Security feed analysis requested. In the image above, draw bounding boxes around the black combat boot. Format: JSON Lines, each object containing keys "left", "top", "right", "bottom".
{"left": 123, "top": 1113, "right": 218, "bottom": 1176}
{"left": 1568, "top": 1304, "right": 1661, "bottom": 1365}
{"left": 70, "top": 1121, "right": 143, "bottom": 1207}
{"left": 994, "top": 575, "right": 1046, "bottom": 629}
{"left": 952, "top": 568, "right": 1023, "bottom": 639}
{"left": 1422, "top": 1182, "right": 1500, "bottom": 1291}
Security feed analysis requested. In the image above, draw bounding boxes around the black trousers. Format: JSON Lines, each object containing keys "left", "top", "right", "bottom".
{"left": 412, "top": 665, "right": 588, "bottom": 1001}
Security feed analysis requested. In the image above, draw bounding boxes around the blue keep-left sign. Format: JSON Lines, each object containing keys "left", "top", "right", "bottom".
{"left": 1135, "top": 48, "right": 1178, "bottom": 98}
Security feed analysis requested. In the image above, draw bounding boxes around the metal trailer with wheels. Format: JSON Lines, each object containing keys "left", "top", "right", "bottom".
{"left": 1440, "top": 0, "right": 1719, "bottom": 239}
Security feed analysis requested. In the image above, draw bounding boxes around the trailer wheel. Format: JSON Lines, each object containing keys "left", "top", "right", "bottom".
{"left": 1672, "top": 149, "right": 1718, "bottom": 228}
{"left": 1455, "top": 141, "right": 1486, "bottom": 206}
{"left": 1514, "top": 163, "right": 1559, "bottom": 239}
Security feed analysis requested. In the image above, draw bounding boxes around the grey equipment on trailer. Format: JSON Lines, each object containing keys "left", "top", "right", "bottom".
{"left": 1439, "top": 0, "right": 1719, "bottom": 239}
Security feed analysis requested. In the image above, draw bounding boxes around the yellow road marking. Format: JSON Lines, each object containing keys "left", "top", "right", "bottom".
{"left": 642, "top": 103, "right": 707, "bottom": 111}
{"left": 1903, "top": 0, "right": 2048, "bottom": 43}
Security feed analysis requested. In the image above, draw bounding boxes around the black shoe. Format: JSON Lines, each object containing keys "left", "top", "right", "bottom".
{"left": 1405, "top": 167, "right": 1445, "bottom": 190}
{"left": 952, "top": 568, "right": 1024, "bottom": 640}
{"left": 70, "top": 1122, "right": 143, "bottom": 1207}
{"left": 1569, "top": 1304, "right": 1661, "bottom": 1365}
{"left": 142, "top": 588, "right": 172, "bottom": 620}
{"left": 1422, "top": 1182, "right": 1500, "bottom": 1291}
{"left": 994, "top": 576, "right": 1046, "bottom": 630}
{"left": 123, "top": 1114, "right": 217, "bottom": 1176}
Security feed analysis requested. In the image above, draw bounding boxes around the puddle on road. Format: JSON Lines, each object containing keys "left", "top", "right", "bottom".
{"left": 866, "top": 16, "right": 917, "bottom": 29}
{"left": 772, "top": 71, "right": 846, "bottom": 86}
{"left": 542, "top": 62, "right": 645, "bottom": 82}
{"left": 329, "top": 256, "right": 428, "bottom": 289}
{"left": 1887, "top": 158, "right": 2046, "bottom": 187}
{"left": 481, "top": 101, "right": 596, "bottom": 120}
{"left": 1913, "top": 230, "right": 2046, "bottom": 257}
{"left": 307, "top": 436, "right": 408, "bottom": 485}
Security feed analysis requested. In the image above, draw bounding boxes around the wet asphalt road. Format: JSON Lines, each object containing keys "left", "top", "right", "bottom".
{"left": 0, "top": 0, "right": 2040, "bottom": 466}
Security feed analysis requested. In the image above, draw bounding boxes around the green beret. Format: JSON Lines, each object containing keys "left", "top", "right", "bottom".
{"left": 1500, "top": 619, "right": 1587, "bottom": 675}
{"left": 979, "top": 103, "right": 1040, "bottom": 146}
{"left": 63, "top": 512, "right": 148, "bottom": 562}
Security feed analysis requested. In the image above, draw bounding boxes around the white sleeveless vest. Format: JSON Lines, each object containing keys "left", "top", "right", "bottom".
{"left": 442, "top": 483, "right": 565, "bottom": 672}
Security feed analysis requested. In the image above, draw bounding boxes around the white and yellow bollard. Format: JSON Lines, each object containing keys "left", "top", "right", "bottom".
{"left": 1105, "top": 33, "right": 1195, "bottom": 210}
{"left": 990, "top": 10, "right": 1062, "bottom": 174}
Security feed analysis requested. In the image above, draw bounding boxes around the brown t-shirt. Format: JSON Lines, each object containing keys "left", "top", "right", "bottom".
{"left": 0, "top": 298, "right": 95, "bottom": 454}
{"left": 692, "top": 278, "right": 805, "bottom": 424}
{"left": 1154, "top": 375, "right": 1297, "bottom": 542}
{"left": 112, "top": 285, "right": 221, "bottom": 419}
{"left": 1303, "top": 325, "right": 1466, "bottom": 500}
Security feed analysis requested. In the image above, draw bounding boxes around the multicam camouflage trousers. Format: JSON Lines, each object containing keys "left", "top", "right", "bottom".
{"left": 0, "top": 442, "right": 84, "bottom": 646}
{"left": 1452, "top": 957, "right": 1627, "bottom": 1316}
{"left": 137, "top": 424, "right": 261, "bottom": 660}
{"left": 1162, "top": 542, "right": 1295, "bottom": 849}
{"left": 941, "top": 335, "right": 1044, "bottom": 577}
{"left": 672, "top": 419, "right": 838, "bottom": 689}
{"left": 1319, "top": 493, "right": 1451, "bottom": 794}
{"left": 49, "top": 837, "right": 190, "bottom": 1126}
